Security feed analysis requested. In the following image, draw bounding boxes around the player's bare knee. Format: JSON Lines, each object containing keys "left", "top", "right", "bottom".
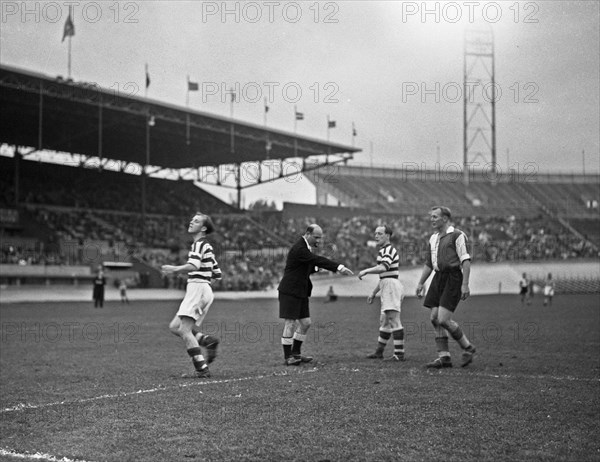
{"left": 299, "top": 318, "right": 312, "bottom": 332}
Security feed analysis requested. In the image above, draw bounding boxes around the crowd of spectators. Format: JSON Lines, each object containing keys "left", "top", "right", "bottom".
{"left": 1, "top": 156, "right": 597, "bottom": 290}
{"left": 3, "top": 208, "right": 598, "bottom": 289}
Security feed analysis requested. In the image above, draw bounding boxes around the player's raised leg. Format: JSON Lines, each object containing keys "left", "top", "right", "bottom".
{"left": 169, "top": 315, "right": 210, "bottom": 377}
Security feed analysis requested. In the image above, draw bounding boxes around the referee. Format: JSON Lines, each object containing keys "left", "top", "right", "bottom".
{"left": 416, "top": 206, "right": 476, "bottom": 368}
{"left": 278, "top": 224, "right": 354, "bottom": 366}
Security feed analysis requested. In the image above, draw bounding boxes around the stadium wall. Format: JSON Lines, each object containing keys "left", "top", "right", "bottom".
{"left": 1, "top": 260, "right": 598, "bottom": 303}
{"left": 310, "top": 260, "right": 600, "bottom": 299}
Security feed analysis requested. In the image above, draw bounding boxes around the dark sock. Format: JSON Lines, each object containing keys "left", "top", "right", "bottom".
{"left": 187, "top": 347, "right": 207, "bottom": 371}
{"left": 282, "top": 337, "right": 293, "bottom": 358}
{"left": 392, "top": 328, "right": 405, "bottom": 356}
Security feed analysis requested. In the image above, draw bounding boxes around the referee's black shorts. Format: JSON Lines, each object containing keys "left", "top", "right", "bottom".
{"left": 278, "top": 292, "right": 310, "bottom": 319}
{"left": 424, "top": 269, "right": 463, "bottom": 312}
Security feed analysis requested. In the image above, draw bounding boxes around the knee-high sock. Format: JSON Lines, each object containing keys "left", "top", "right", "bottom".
{"left": 435, "top": 336, "right": 450, "bottom": 358}
{"left": 187, "top": 347, "right": 207, "bottom": 371}
{"left": 376, "top": 328, "right": 392, "bottom": 352}
{"left": 446, "top": 324, "right": 472, "bottom": 350}
{"left": 392, "top": 328, "right": 404, "bottom": 356}
{"left": 292, "top": 332, "right": 307, "bottom": 355}
{"left": 281, "top": 336, "right": 293, "bottom": 358}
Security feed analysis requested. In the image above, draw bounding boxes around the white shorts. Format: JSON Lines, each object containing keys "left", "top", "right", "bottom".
{"left": 379, "top": 278, "right": 403, "bottom": 313}
{"left": 544, "top": 286, "right": 554, "bottom": 297}
{"left": 176, "top": 282, "right": 214, "bottom": 324}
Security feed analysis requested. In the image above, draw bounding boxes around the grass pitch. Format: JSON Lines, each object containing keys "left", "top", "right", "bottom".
{"left": 0, "top": 293, "right": 599, "bottom": 461}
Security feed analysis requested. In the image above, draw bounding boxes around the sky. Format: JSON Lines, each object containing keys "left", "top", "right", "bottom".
{"left": 1, "top": 0, "right": 598, "bottom": 208}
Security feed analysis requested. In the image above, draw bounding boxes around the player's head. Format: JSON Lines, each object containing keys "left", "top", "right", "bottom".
{"left": 304, "top": 224, "right": 323, "bottom": 248}
{"left": 374, "top": 225, "right": 392, "bottom": 246}
{"left": 188, "top": 212, "right": 215, "bottom": 235}
{"left": 430, "top": 206, "right": 451, "bottom": 230}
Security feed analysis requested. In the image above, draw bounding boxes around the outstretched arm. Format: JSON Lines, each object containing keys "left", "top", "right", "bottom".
{"left": 161, "top": 263, "right": 196, "bottom": 275}
{"left": 295, "top": 244, "right": 353, "bottom": 275}
{"left": 358, "top": 263, "right": 387, "bottom": 280}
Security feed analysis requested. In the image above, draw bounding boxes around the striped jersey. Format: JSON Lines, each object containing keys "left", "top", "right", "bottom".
{"left": 377, "top": 243, "right": 399, "bottom": 279}
{"left": 186, "top": 239, "right": 222, "bottom": 283}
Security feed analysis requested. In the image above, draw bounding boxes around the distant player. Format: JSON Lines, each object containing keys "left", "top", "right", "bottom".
{"left": 543, "top": 273, "right": 555, "bottom": 306}
{"left": 358, "top": 225, "right": 405, "bottom": 361}
{"left": 92, "top": 268, "right": 106, "bottom": 308}
{"left": 324, "top": 285, "right": 338, "bottom": 303}
{"left": 527, "top": 278, "right": 535, "bottom": 305}
{"left": 416, "top": 206, "right": 476, "bottom": 368}
{"left": 519, "top": 273, "right": 530, "bottom": 306}
{"left": 119, "top": 280, "right": 129, "bottom": 304}
{"left": 162, "top": 212, "right": 222, "bottom": 378}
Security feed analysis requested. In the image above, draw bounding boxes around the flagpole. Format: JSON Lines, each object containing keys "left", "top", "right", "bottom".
{"left": 294, "top": 106, "right": 298, "bottom": 157}
{"left": 62, "top": 6, "right": 74, "bottom": 79}
{"left": 229, "top": 88, "right": 235, "bottom": 153}
{"left": 186, "top": 75, "right": 190, "bottom": 107}
{"left": 352, "top": 122, "right": 356, "bottom": 147}
{"left": 263, "top": 97, "right": 268, "bottom": 128}
{"left": 294, "top": 105, "right": 298, "bottom": 134}
{"left": 326, "top": 115, "right": 331, "bottom": 164}
{"left": 144, "top": 63, "right": 148, "bottom": 98}
{"left": 264, "top": 97, "right": 270, "bottom": 160}
{"left": 68, "top": 36, "right": 72, "bottom": 79}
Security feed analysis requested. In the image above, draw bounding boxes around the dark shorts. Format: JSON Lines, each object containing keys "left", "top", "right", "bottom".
{"left": 520, "top": 287, "right": 528, "bottom": 295}
{"left": 279, "top": 292, "right": 310, "bottom": 320}
{"left": 424, "top": 270, "right": 463, "bottom": 312}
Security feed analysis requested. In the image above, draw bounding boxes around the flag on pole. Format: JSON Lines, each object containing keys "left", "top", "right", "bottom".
{"left": 264, "top": 100, "right": 269, "bottom": 113}
{"left": 62, "top": 6, "right": 75, "bottom": 42}
{"left": 188, "top": 80, "right": 199, "bottom": 91}
{"left": 328, "top": 120, "right": 336, "bottom": 128}
{"left": 295, "top": 111, "right": 304, "bottom": 120}
{"left": 145, "top": 64, "right": 150, "bottom": 89}
{"left": 352, "top": 122, "right": 357, "bottom": 137}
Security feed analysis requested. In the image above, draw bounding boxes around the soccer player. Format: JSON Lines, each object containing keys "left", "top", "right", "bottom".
{"left": 358, "top": 225, "right": 405, "bottom": 361}
{"left": 119, "top": 279, "right": 129, "bottom": 304}
{"left": 416, "top": 206, "right": 476, "bottom": 368}
{"left": 543, "top": 273, "right": 555, "bottom": 306}
{"left": 92, "top": 268, "right": 106, "bottom": 308}
{"left": 278, "top": 224, "right": 354, "bottom": 366}
{"left": 162, "top": 212, "right": 222, "bottom": 378}
{"left": 324, "top": 285, "right": 338, "bottom": 303}
{"left": 519, "top": 273, "right": 530, "bottom": 306}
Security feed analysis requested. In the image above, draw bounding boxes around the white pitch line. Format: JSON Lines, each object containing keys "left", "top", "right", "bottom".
{"left": 423, "top": 369, "right": 600, "bottom": 383}
{"left": 0, "top": 448, "right": 94, "bottom": 462}
{"left": 469, "top": 372, "right": 600, "bottom": 383}
{"left": 0, "top": 368, "right": 318, "bottom": 414}
{"left": 2, "top": 367, "right": 597, "bottom": 415}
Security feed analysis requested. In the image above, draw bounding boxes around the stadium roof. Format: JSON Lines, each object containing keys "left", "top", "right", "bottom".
{"left": 0, "top": 65, "right": 360, "bottom": 169}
